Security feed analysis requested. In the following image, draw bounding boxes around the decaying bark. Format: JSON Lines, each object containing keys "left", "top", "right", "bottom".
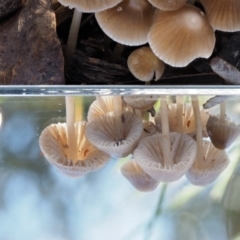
{"left": 0, "top": 0, "right": 64, "bottom": 84}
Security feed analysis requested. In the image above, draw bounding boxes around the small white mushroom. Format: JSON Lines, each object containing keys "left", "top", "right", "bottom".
{"left": 134, "top": 96, "right": 197, "bottom": 182}
{"left": 185, "top": 96, "right": 230, "bottom": 186}
{"left": 85, "top": 111, "right": 143, "bottom": 158}
{"left": 39, "top": 121, "right": 110, "bottom": 177}
{"left": 121, "top": 159, "right": 159, "bottom": 192}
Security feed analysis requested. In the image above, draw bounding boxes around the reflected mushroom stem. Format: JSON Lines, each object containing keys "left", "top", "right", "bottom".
{"left": 176, "top": 95, "right": 184, "bottom": 132}
{"left": 113, "top": 95, "right": 123, "bottom": 144}
{"left": 191, "top": 95, "right": 204, "bottom": 169}
{"left": 160, "top": 95, "right": 172, "bottom": 167}
{"left": 65, "top": 9, "right": 82, "bottom": 67}
{"left": 66, "top": 96, "right": 78, "bottom": 162}
{"left": 220, "top": 102, "right": 226, "bottom": 124}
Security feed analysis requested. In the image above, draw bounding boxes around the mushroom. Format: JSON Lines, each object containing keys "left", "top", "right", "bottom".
{"left": 200, "top": 0, "right": 240, "bottom": 32}
{"left": 148, "top": 0, "right": 187, "bottom": 11}
{"left": 95, "top": 0, "right": 155, "bottom": 46}
{"left": 58, "top": 0, "right": 122, "bottom": 63}
{"left": 121, "top": 159, "right": 159, "bottom": 192}
{"left": 39, "top": 96, "right": 110, "bottom": 177}
{"left": 39, "top": 121, "right": 110, "bottom": 177}
{"left": 148, "top": 4, "right": 215, "bottom": 67}
{"left": 134, "top": 96, "right": 197, "bottom": 182}
{"left": 206, "top": 102, "right": 240, "bottom": 150}
{"left": 85, "top": 111, "right": 143, "bottom": 158}
{"left": 185, "top": 96, "right": 230, "bottom": 186}
{"left": 127, "top": 47, "right": 165, "bottom": 84}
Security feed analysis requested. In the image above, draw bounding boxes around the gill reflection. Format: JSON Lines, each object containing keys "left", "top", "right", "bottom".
{"left": 38, "top": 95, "right": 240, "bottom": 193}
{"left": 1, "top": 95, "right": 240, "bottom": 240}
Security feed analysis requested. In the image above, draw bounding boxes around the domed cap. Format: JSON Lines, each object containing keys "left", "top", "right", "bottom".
{"left": 85, "top": 112, "right": 143, "bottom": 158}
{"left": 207, "top": 115, "right": 240, "bottom": 150}
{"left": 186, "top": 140, "right": 229, "bottom": 185}
{"left": 121, "top": 159, "right": 159, "bottom": 192}
{"left": 58, "top": 0, "right": 123, "bottom": 12}
{"left": 39, "top": 122, "right": 110, "bottom": 178}
{"left": 200, "top": 0, "right": 240, "bottom": 32}
{"left": 148, "top": 0, "right": 187, "bottom": 11}
{"left": 148, "top": 4, "right": 215, "bottom": 67}
{"left": 95, "top": 0, "right": 155, "bottom": 46}
{"left": 127, "top": 47, "right": 165, "bottom": 82}
{"left": 134, "top": 132, "right": 197, "bottom": 182}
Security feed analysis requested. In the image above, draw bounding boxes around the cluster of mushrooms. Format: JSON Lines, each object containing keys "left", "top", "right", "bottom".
{"left": 57, "top": 0, "right": 240, "bottom": 82}
{"left": 39, "top": 95, "right": 240, "bottom": 192}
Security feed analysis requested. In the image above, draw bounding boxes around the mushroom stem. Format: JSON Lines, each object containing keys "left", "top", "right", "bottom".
{"left": 65, "top": 9, "right": 82, "bottom": 65}
{"left": 176, "top": 95, "right": 184, "bottom": 132}
{"left": 191, "top": 95, "right": 204, "bottom": 169}
{"left": 113, "top": 95, "right": 123, "bottom": 144}
{"left": 65, "top": 96, "right": 78, "bottom": 162}
{"left": 160, "top": 96, "right": 172, "bottom": 167}
{"left": 220, "top": 102, "right": 226, "bottom": 124}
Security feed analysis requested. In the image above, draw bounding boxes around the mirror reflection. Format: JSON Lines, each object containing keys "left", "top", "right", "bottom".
{"left": 0, "top": 95, "right": 240, "bottom": 240}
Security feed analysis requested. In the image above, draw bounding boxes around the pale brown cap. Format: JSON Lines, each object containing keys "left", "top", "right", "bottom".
{"left": 207, "top": 115, "right": 240, "bottom": 150}
{"left": 127, "top": 47, "right": 165, "bottom": 82}
{"left": 200, "top": 0, "right": 240, "bottom": 32}
{"left": 134, "top": 132, "right": 197, "bottom": 182}
{"left": 85, "top": 112, "right": 143, "bottom": 158}
{"left": 39, "top": 122, "right": 110, "bottom": 178}
{"left": 186, "top": 140, "right": 229, "bottom": 186}
{"left": 148, "top": 0, "right": 187, "bottom": 11}
{"left": 95, "top": 0, "right": 155, "bottom": 46}
{"left": 58, "top": 0, "right": 122, "bottom": 12}
{"left": 148, "top": 5, "right": 215, "bottom": 67}
{"left": 121, "top": 159, "right": 159, "bottom": 192}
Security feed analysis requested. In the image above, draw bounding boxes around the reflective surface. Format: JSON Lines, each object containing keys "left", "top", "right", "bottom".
{"left": 0, "top": 94, "right": 240, "bottom": 240}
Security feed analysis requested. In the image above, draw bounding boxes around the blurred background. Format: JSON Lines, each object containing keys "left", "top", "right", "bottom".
{"left": 0, "top": 95, "right": 240, "bottom": 240}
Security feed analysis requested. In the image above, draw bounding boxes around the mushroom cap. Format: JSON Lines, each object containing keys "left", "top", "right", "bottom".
{"left": 127, "top": 47, "right": 165, "bottom": 82}
{"left": 186, "top": 140, "right": 229, "bottom": 186}
{"left": 207, "top": 115, "right": 240, "bottom": 150}
{"left": 58, "top": 0, "right": 122, "bottom": 12}
{"left": 85, "top": 112, "right": 143, "bottom": 158}
{"left": 148, "top": 0, "right": 187, "bottom": 11}
{"left": 134, "top": 132, "right": 197, "bottom": 182}
{"left": 155, "top": 103, "right": 210, "bottom": 136}
{"left": 95, "top": 0, "right": 155, "bottom": 46}
{"left": 148, "top": 4, "right": 215, "bottom": 67}
{"left": 121, "top": 159, "right": 159, "bottom": 192}
{"left": 200, "top": 0, "right": 240, "bottom": 32}
{"left": 123, "top": 95, "right": 158, "bottom": 111}
{"left": 39, "top": 122, "right": 110, "bottom": 178}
